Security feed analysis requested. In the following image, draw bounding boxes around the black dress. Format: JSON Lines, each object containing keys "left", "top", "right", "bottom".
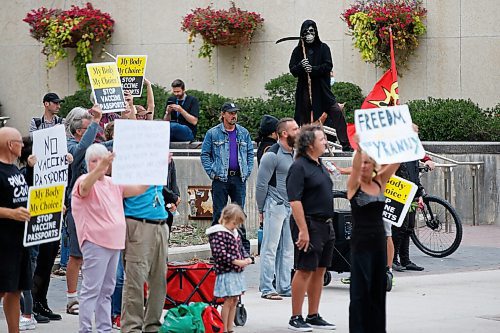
{"left": 349, "top": 182, "right": 387, "bottom": 333}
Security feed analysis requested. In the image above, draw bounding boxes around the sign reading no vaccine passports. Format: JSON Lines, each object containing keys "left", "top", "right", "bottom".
{"left": 32, "top": 125, "right": 69, "bottom": 186}
{"left": 383, "top": 175, "right": 418, "bottom": 227}
{"left": 355, "top": 105, "right": 425, "bottom": 164}
{"left": 87, "top": 62, "right": 126, "bottom": 113}
{"left": 24, "top": 184, "right": 65, "bottom": 246}
{"left": 117, "top": 55, "right": 147, "bottom": 97}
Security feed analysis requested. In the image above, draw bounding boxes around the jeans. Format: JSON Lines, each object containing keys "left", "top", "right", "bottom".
{"left": 60, "top": 224, "right": 70, "bottom": 268}
{"left": 170, "top": 122, "right": 194, "bottom": 142}
{"left": 259, "top": 197, "right": 294, "bottom": 296}
{"left": 211, "top": 176, "right": 250, "bottom": 254}
{"left": 111, "top": 252, "right": 124, "bottom": 316}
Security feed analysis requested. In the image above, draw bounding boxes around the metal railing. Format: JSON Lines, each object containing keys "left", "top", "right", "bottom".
{"left": 425, "top": 151, "right": 485, "bottom": 226}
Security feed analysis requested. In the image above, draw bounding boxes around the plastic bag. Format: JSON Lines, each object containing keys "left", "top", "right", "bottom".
{"left": 160, "top": 302, "right": 208, "bottom": 333}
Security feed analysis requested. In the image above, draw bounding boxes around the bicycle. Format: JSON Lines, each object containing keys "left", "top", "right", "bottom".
{"left": 331, "top": 165, "right": 463, "bottom": 258}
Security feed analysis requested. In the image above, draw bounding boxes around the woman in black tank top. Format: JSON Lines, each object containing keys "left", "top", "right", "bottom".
{"left": 346, "top": 147, "right": 400, "bottom": 333}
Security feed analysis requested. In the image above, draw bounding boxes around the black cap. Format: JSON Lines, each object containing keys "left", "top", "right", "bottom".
{"left": 259, "top": 115, "right": 279, "bottom": 137}
{"left": 43, "top": 93, "right": 62, "bottom": 103}
{"left": 221, "top": 101, "right": 240, "bottom": 113}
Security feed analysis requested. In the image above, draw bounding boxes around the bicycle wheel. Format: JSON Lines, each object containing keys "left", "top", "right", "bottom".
{"left": 411, "top": 195, "right": 463, "bottom": 258}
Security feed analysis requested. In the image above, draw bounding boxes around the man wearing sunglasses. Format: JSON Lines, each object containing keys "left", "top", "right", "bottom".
{"left": 29, "top": 93, "right": 64, "bottom": 133}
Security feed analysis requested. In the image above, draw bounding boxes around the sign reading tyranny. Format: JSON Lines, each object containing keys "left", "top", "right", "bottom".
{"left": 382, "top": 175, "right": 418, "bottom": 227}
{"left": 87, "top": 62, "right": 126, "bottom": 113}
{"left": 24, "top": 184, "right": 65, "bottom": 246}
{"left": 355, "top": 105, "right": 425, "bottom": 164}
{"left": 32, "top": 125, "right": 68, "bottom": 186}
{"left": 117, "top": 55, "right": 147, "bottom": 97}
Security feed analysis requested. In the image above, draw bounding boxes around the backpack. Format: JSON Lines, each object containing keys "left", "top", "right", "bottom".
{"left": 202, "top": 306, "right": 224, "bottom": 333}
{"left": 33, "top": 115, "right": 63, "bottom": 130}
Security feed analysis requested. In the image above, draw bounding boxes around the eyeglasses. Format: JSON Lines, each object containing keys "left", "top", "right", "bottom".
{"left": 9, "top": 139, "right": 24, "bottom": 146}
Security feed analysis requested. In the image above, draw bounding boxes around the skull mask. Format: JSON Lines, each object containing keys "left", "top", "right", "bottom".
{"left": 303, "top": 26, "right": 316, "bottom": 44}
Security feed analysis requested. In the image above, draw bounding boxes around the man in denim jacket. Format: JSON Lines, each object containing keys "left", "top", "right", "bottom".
{"left": 201, "top": 102, "right": 254, "bottom": 253}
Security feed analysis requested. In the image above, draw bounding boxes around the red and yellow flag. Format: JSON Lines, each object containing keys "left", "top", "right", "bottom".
{"left": 348, "top": 29, "right": 399, "bottom": 149}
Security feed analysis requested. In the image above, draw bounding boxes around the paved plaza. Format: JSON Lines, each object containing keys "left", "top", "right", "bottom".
{"left": 2, "top": 224, "right": 500, "bottom": 332}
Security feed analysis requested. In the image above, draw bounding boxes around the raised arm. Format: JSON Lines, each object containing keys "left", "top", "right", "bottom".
{"left": 346, "top": 150, "right": 362, "bottom": 200}
{"left": 77, "top": 152, "right": 114, "bottom": 197}
{"left": 144, "top": 78, "right": 155, "bottom": 120}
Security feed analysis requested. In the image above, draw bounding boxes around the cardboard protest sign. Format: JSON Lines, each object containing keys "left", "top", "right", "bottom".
{"left": 112, "top": 119, "right": 170, "bottom": 185}
{"left": 383, "top": 175, "right": 418, "bottom": 227}
{"left": 24, "top": 184, "right": 65, "bottom": 246}
{"left": 87, "top": 62, "right": 126, "bottom": 113}
{"left": 32, "top": 125, "right": 69, "bottom": 186}
{"left": 355, "top": 105, "right": 425, "bottom": 164}
{"left": 117, "top": 55, "right": 147, "bottom": 97}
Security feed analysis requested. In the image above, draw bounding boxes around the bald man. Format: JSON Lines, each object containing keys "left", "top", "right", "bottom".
{"left": 0, "top": 127, "right": 32, "bottom": 333}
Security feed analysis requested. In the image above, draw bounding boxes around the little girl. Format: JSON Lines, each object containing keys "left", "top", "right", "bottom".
{"left": 206, "top": 204, "right": 252, "bottom": 333}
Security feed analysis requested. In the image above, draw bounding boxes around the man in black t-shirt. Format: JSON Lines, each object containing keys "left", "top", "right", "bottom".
{"left": 0, "top": 127, "right": 32, "bottom": 332}
{"left": 164, "top": 79, "right": 200, "bottom": 142}
{"left": 285, "top": 125, "right": 336, "bottom": 331}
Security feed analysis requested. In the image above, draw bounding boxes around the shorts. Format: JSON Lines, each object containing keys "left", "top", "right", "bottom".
{"left": 0, "top": 223, "right": 33, "bottom": 292}
{"left": 290, "top": 216, "right": 335, "bottom": 271}
{"left": 384, "top": 220, "right": 392, "bottom": 237}
{"left": 66, "top": 210, "right": 82, "bottom": 258}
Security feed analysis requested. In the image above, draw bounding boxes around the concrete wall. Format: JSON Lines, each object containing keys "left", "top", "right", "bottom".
{"left": 1, "top": 0, "right": 500, "bottom": 134}
{"left": 171, "top": 145, "right": 499, "bottom": 234}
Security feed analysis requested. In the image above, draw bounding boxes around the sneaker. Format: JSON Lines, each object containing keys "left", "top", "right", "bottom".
{"left": 305, "top": 314, "right": 336, "bottom": 330}
{"left": 112, "top": 315, "right": 121, "bottom": 329}
{"left": 404, "top": 262, "right": 424, "bottom": 271}
{"left": 33, "top": 313, "right": 50, "bottom": 324}
{"left": 386, "top": 269, "right": 394, "bottom": 292}
{"left": 19, "top": 316, "right": 36, "bottom": 331}
{"left": 34, "top": 302, "right": 62, "bottom": 321}
{"left": 288, "top": 315, "right": 313, "bottom": 332}
{"left": 392, "top": 261, "right": 405, "bottom": 272}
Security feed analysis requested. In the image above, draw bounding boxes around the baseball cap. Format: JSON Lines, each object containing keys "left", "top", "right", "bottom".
{"left": 43, "top": 93, "right": 63, "bottom": 103}
{"left": 221, "top": 102, "right": 240, "bottom": 113}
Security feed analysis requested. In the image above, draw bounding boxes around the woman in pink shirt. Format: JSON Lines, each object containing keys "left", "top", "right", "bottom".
{"left": 72, "top": 144, "right": 148, "bottom": 333}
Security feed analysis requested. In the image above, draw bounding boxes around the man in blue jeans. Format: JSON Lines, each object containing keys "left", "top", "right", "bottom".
{"left": 200, "top": 102, "right": 254, "bottom": 254}
{"left": 256, "top": 118, "right": 299, "bottom": 300}
{"left": 164, "top": 79, "right": 199, "bottom": 142}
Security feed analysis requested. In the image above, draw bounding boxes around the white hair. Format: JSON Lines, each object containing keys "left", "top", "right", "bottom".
{"left": 84, "top": 143, "right": 109, "bottom": 167}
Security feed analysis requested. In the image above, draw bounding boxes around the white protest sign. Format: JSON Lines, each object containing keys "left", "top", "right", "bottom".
{"left": 32, "top": 125, "right": 69, "bottom": 186}
{"left": 112, "top": 119, "right": 170, "bottom": 185}
{"left": 383, "top": 175, "right": 418, "bottom": 227}
{"left": 355, "top": 105, "right": 425, "bottom": 164}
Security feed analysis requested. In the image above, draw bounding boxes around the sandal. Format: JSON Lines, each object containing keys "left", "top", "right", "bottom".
{"left": 52, "top": 267, "right": 66, "bottom": 276}
{"left": 66, "top": 300, "right": 79, "bottom": 315}
{"left": 261, "top": 293, "right": 283, "bottom": 300}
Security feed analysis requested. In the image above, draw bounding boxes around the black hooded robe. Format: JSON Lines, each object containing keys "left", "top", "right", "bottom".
{"left": 289, "top": 19, "right": 350, "bottom": 148}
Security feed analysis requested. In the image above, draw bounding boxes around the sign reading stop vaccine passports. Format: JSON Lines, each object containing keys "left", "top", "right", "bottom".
{"left": 87, "top": 62, "right": 126, "bottom": 113}
{"left": 383, "top": 175, "right": 418, "bottom": 227}
{"left": 355, "top": 105, "right": 425, "bottom": 164}
{"left": 117, "top": 55, "right": 147, "bottom": 97}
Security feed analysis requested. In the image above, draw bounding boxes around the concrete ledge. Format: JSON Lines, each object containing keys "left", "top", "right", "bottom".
{"left": 423, "top": 142, "right": 500, "bottom": 154}
{"left": 169, "top": 239, "right": 258, "bottom": 262}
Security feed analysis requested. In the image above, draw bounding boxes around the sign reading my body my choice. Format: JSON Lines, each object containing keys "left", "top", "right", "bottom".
{"left": 24, "top": 184, "right": 65, "bottom": 246}
{"left": 383, "top": 175, "right": 418, "bottom": 227}
{"left": 117, "top": 55, "right": 147, "bottom": 97}
{"left": 87, "top": 62, "right": 126, "bottom": 113}
{"left": 355, "top": 105, "right": 425, "bottom": 164}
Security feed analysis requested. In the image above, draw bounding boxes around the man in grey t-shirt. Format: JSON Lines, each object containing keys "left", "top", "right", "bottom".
{"left": 256, "top": 118, "right": 299, "bottom": 299}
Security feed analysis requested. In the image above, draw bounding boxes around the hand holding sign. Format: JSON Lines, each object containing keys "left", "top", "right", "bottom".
{"left": 355, "top": 105, "right": 425, "bottom": 164}
{"left": 12, "top": 207, "right": 31, "bottom": 221}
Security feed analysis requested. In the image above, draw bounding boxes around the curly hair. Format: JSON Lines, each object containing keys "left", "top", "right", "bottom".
{"left": 294, "top": 124, "right": 323, "bottom": 159}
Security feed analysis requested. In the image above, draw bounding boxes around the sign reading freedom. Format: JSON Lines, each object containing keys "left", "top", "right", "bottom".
{"left": 355, "top": 105, "right": 425, "bottom": 164}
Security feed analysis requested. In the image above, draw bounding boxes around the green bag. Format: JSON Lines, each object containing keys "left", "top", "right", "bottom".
{"left": 160, "top": 302, "right": 208, "bottom": 333}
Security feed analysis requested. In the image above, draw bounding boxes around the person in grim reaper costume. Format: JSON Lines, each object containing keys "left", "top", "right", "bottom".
{"left": 289, "top": 20, "right": 352, "bottom": 152}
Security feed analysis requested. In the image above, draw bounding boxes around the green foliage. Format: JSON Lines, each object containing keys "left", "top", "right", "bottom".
{"left": 187, "top": 89, "right": 227, "bottom": 140}
{"left": 59, "top": 88, "right": 92, "bottom": 117}
{"left": 134, "top": 84, "right": 171, "bottom": 119}
{"left": 264, "top": 73, "right": 297, "bottom": 103}
{"left": 332, "top": 81, "right": 365, "bottom": 123}
{"left": 408, "top": 98, "right": 499, "bottom": 141}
